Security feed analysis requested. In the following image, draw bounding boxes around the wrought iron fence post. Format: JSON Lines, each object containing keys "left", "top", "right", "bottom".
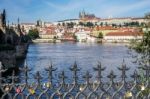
{"left": 107, "top": 70, "right": 116, "bottom": 83}
{"left": 59, "top": 71, "right": 67, "bottom": 85}
{"left": 69, "top": 62, "right": 80, "bottom": 84}
{"left": 142, "top": 65, "right": 150, "bottom": 81}
{"left": 0, "top": 61, "right": 149, "bottom": 99}
{"left": 45, "top": 63, "right": 57, "bottom": 84}
{"left": 118, "top": 60, "right": 130, "bottom": 82}
{"left": 131, "top": 70, "right": 140, "bottom": 82}
{"left": 0, "top": 62, "right": 7, "bottom": 85}
{"left": 83, "top": 71, "right": 92, "bottom": 84}
{"left": 93, "top": 61, "right": 105, "bottom": 82}
{"left": 10, "top": 70, "right": 18, "bottom": 85}
{"left": 34, "top": 71, "right": 42, "bottom": 86}
{"left": 19, "top": 61, "right": 31, "bottom": 84}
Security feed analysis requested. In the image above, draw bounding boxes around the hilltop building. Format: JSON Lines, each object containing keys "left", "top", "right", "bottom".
{"left": 79, "top": 10, "right": 98, "bottom": 20}
{"left": 79, "top": 10, "right": 100, "bottom": 23}
{"left": 98, "top": 17, "right": 147, "bottom": 26}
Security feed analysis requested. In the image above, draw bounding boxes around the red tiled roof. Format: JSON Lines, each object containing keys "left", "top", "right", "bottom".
{"left": 45, "top": 30, "right": 55, "bottom": 35}
{"left": 95, "top": 26, "right": 117, "bottom": 30}
{"left": 106, "top": 31, "right": 143, "bottom": 36}
{"left": 100, "top": 17, "right": 132, "bottom": 21}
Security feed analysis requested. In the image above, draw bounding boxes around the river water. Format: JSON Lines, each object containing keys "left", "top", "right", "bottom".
{"left": 21, "top": 42, "right": 138, "bottom": 82}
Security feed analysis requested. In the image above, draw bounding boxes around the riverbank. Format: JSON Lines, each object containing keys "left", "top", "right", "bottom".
{"left": 31, "top": 38, "right": 134, "bottom": 44}
{"left": 32, "top": 39, "right": 61, "bottom": 43}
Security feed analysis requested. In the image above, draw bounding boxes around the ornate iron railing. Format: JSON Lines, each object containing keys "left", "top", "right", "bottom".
{"left": 0, "top": 61, "right": 150, "bottom": 99}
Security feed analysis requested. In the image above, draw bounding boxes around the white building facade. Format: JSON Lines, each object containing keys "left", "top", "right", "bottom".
{"left": 104, "top": 32, "right": 143, "bottom": 43}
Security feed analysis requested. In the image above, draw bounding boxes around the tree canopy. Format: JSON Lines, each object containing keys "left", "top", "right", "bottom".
{"left": 129, "top": 12, "right": 150, "bottom": 82}
{"left": 85, "top": 22, "right": 94, "bottom": 27}
{"left": 130, "top": 31, "right": 150, "bottom": 83}
{"left": 131, "top": 12, "right": 150, "bottom": 54}
{"left": 98, "top": 32, "right": 103, "bottom": 39}
{"left": 28, "top": 29, "right": 39, "bottom": 39}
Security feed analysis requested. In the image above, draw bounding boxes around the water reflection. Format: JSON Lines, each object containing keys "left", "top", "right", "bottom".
{"left": 23, "top": 42, "right": 137, "bottom": 82}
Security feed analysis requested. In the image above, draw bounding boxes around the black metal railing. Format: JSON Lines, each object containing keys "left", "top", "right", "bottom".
{"left": 0, "top": 61, "right": 150, "bottom": 99}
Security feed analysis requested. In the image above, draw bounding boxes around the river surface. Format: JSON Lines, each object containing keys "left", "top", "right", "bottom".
{"left": 21, "top": 42, "right": 138, "bottom": 82}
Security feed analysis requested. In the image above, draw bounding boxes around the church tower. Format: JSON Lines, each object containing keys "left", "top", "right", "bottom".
{"left": 79, "top": 10, "right": 86, "bottom": 19}
{"left": 2, "top": 9, "right": 6, "bottom": 28}
{"left": 0, "top": 13, "right": 2, "bottom": 28}
{"left": 79, "top": 12, "right": 81, "bottom": 19}
{"left": 17, "top": 18, "right": 23, "bottom": 36}
{"left": 0, "top": 9, "right": 6, "bottom": 30}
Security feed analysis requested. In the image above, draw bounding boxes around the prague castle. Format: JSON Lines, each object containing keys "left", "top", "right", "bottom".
{"left": 79, "top": 10, "right": 100, "bottom": 21}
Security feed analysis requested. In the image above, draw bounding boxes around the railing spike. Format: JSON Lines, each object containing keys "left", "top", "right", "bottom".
{"left": 131, "top": 69, "right": 140, "bottom": 81}
{"left": 83, "top": 71, "right": 92, "bottom": 84}
{"left": 107, "top": 70, "right": 116, "bottom": 82}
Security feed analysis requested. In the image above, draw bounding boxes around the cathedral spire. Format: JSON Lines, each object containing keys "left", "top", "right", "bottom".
{"left": 2, "top": 9, "right": 6, "bottom": 27}
{"left": 17, "top": 17, "right": 22, "bottom": 34}
{"left": 17, "top": 17, "right": 20, "bottom": 25}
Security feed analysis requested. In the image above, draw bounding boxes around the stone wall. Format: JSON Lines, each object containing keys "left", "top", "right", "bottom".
{"left": 0, "top": 51, "right": 16, "bottom": 69}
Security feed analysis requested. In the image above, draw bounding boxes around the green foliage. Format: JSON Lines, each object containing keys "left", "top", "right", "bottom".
{"left": 98, "top": 32, "right": 103, "bottom": 39}
{"left": 85, "top": 22, "right": 94, "bottom": 27}
{"left": 124, "top": 22, "right": 140, "bottom": 27}
{"left": 112, "top": 23, "right": 117, "bottom": 27}
{"left": 79, "top": 22, "right": 84, "bottom": 26}
{"left": 66, "top": 22, "right": 74, "bottom": 28}
{"left": 145, "top": 12, "right": 150, "bottom": 19}
{"left": 100, "top": 22, "right": 103, "bottom": 27}
{"left": 130, "top": 31, "right": 150, "bottom": 97}
{"left": 131, "top": 31, "right": 150, "bottom": 54}
{"left": 57, "top": 23, "right": 61, "bottom": 26}
{"left": 130, "top": 12, "right": 150, "bottom": 53}
{"left": 28, "top": 29, "right": 39, "bottom": 39}
{"left": 130, "top": 32, "right": 150, "bottom": 92}
{"left": 105, "top": 22, "right": 108, "bottom": 26}
{"left": 130, "top": 12, "right": 150, "bottom": 86}
{"left": 53, "top": 36, "right": 57, "bottom": 39}
{"left": 145, "top": 13, "right": 150, "bottom": 27}
{"left": 73, "top": 34, "right": 77, "bottom": 41}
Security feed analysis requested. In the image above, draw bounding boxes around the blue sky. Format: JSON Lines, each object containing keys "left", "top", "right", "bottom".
{"left": 0, "top": 0, "right": 150, "bottom": 23}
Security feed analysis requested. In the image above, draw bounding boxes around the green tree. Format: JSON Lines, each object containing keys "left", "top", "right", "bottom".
{"left": 67, "top": 22, "right": 74, "bottom": 28}
{"left": 98, "top": 32, "right": 103, "bottom": 39}
{"left": 85, "top": 22, "right": 94, "bottom": 27}
{"left": 62, "top": 22, "right": 65, "bottom": 27}
{"left": 130, "top": 13, "right": 150, "bottom": 83}
{"left": 57, "top": 23, "right": 61, "bottom": 26}
{"left": 112, "top": 23, "right": 117, "bottom": 27}
{"left": 131, "top": 31, "right": 150, "bottom": 53}
{"left": 105, "top": 22, "right": 108, "bottom": 26}
{"left": 73, "top": 34, "right": 77, "bottom": 41}
{"left": 140, "top": 22, "right": 146, "bottom": 27}
{"left": 79, "top": 22, "right": 84, "bottom": 26}
{"left": 28, "top": 29, "right": 39, "bottom": 39}
{"left": 131, "top": 13, "right": 150, "bottom": 54}
{"left": 145, "top": 12, "right": 150, "bottom": 27}
{"left": 119, "top": 24, "right": 122, "bottom": 27}
{"left": 100, "top": 22, "right": 103, "bottom": 27}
